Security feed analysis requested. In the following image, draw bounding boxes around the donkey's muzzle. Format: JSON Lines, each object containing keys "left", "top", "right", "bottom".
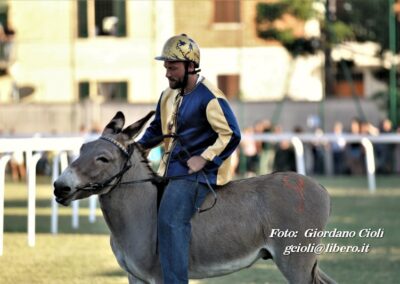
{"left": 53, "top": 181, "right": 72, "bottom": 205}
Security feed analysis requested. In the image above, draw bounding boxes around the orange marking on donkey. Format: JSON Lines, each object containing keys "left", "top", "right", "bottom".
{"left": 283, "top": 175, "right": 305, "bottom": 213}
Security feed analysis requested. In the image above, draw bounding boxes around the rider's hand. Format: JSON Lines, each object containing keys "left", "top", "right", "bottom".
{"left": 187, "top": 156, "right": 207, "bottom": 174}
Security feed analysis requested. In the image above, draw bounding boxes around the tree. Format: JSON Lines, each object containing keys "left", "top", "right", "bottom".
{"left": 255, "top": 0, "right": 325, "bottom": 125}
{"left": 256, "top": 0, "right": 321, "bottom": 57}
{"left": 333, "top": 0, "right": 399, "bottom": 124}
{"left": 334, "top": 0, "right": 398, "bottom": 53}
{"left": 256, "top": 0, "right": 399, "bottom": 122}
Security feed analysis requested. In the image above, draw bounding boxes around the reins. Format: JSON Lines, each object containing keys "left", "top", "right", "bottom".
{"left": 77, "top": 134, "right": 217, "bottom": 213}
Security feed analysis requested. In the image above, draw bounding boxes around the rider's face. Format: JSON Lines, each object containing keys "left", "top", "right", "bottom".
{"left": 164, "top": 61, "right": 185, "bottom": 89}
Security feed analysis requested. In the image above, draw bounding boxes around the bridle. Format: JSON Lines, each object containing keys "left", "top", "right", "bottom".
{"left": 76, "top": 135, "right": 217, "bottom": 213}
{"left": 76, "top": 136, "right": 133, "bottom": 193}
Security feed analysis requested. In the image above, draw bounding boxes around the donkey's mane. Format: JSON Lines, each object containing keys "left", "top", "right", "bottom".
{"left": 133, "top": 142, "right": 159, "bottom": 178}
{"left": 132, "top": 142, "right": 167, "bottom": 196}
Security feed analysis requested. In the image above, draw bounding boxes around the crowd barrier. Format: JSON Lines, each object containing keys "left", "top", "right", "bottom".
{"left": 1, "top": 133, "right": 400, "bottom": 255}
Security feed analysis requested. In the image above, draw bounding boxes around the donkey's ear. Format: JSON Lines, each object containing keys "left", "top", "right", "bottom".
{"left": 102, "top": 111, "right": 125, "bottom": 135}
{"left": 122, "top": 111, "right": 155, "bottom": 140}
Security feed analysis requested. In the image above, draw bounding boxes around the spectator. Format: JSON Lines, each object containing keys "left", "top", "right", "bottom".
{"left": 273, "top": 125, "right": 296, "bottom": 172}
{"left": 8, "top": 129, "right": 26, "bottom": 182}
{"left": 310, "top": 127, "right": 325, "bottom": 175}
{"left": 360, "top": 120, "right": 379, "bottom": 136}
{"left": 10, "top": 150, "right": 26, "bottom": 182}
{"left": 36, "top": 151, "right": 52, "bottom": 176}
{"left": 376, "top": 118, "right": 394, "bottom": 174}
{"left": 345, "top": 117, "right": 364, "bottom": 175}
{"left": 240, "top": 126, "right": 259, "bottom": 177}
{"left": 254, "top": 120, "right": 275, "bottom": 175}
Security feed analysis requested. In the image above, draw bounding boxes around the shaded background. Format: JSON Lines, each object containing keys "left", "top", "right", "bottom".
{"left": 0, "top": 0, "right": 398, "bottom": 134}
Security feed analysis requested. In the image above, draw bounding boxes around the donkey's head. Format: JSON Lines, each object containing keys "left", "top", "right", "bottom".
{"left": 53, "top": 111, "right": 155, "bottom": 206}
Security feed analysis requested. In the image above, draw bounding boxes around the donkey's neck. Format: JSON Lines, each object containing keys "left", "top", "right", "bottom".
{"left": 98, "top": 147, "right": 158, "bottom": 258}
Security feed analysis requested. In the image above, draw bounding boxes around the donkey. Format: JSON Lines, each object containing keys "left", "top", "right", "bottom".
{"left": 54, "top": 111, "right": 336, "bottom": 284}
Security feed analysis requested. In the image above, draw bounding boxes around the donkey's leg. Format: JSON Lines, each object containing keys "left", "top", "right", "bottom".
{"left": 271, "top": 250, "right": 318, "bottom": 284}
{"left": 128, "top": 274, "right": 146, "bottom": 284}
{"left": 127, "top": 274, "right": 163, "bottom": 284}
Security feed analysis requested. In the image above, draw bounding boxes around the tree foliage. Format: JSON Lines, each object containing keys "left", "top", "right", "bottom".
{"left": 256, "top": 0, "right": 319, "bottom": 56}
{"left": 334, "top": 0, "right": 397, "bottom": 53}
{"left": 256, "top": 0, "right": 398, "bottom": 54}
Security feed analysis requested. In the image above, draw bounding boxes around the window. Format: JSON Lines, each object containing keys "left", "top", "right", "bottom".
{"left": 214, "top": 0, "right": 241, "bottom": 23}
{"left": 77, "top": 0, "right": 126, "bottom": 38}
{"left": 79, "top": 81, "right": 128, "bottom": 101}
{"left": 334, "top": 71, "right": 364, "bottom": 97}
{"left": 78, "top": 82, "right": 90, "bottom": 100}
{"left": 0, "top": 3, "right": 14, "bottom": 75}
{"left": 217, "top": 75, "right": 240, "bottom": 100}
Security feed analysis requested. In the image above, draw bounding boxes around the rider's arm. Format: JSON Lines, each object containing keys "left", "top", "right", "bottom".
{"left": 200, "top": 97, "right": 241, "bottom": 167}
{"left": 137, "top": 94, "right": 163, "bottom": 149}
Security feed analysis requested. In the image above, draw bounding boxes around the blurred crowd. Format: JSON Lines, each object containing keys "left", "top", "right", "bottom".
{"left": 2, "top": 117, "right": 400, "bottom": 182}
{"left": 236, "top": 117, "right": 400, "bottom": 177}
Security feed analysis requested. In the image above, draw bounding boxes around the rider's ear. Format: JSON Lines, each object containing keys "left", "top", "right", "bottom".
{"left": 102, "top": 111, "right": 125, "bottom": 135}
{"left": 122, "top": 111, "right": 155, "bottom": 141}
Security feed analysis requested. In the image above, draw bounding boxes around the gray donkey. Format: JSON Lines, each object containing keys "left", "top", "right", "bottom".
{"left": 54, "top": 111, "right": 336, "bottom": 284}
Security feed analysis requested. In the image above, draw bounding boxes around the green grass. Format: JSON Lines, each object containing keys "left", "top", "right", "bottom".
{"left": 0, "top": 175, "right": 399, "bottom": 283}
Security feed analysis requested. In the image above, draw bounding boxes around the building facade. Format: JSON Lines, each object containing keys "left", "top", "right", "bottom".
{"left": 0, "top": 0, "right": 324, "bottom": 107}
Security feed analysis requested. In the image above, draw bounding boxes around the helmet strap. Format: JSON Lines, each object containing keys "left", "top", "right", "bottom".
{"left": 179, "top": 61, "right": 190, "bottom": 96}
{"left": 178, "top": 62, "right": 200, "bottom": 95}
{"left": 188, "top": 68, "right": 201, "bottom": 75}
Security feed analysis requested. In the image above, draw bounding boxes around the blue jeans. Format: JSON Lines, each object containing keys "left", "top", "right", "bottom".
{"left": 158, "top": 178, "right": 209, "bottom": 284}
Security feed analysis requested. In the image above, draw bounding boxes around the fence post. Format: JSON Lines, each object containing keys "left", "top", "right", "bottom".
{"left": 51, "top": 153, "right": 60, "bottom": 234}
{"left": 291, "top": 136, "right": 306, "bottom": 175}
{"left": 58, "top": 152, "right": 80, "bottom": 230}
{"left": 88, "top": 196, "right": 97, "bottom": 223}
{"left": 26, "top": 151, "right": 42, "bottom": 247}
{"left": 72, "top": 200, "right": 79, "bottom": 229}
{"left": 0, "top": 154, "right": 11, "bottom": 256}
{"left": 361, "top": 138, "right": 376, "bottom": 193}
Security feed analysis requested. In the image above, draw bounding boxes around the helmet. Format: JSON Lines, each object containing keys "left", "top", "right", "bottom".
{"left": 155, "top": 34, "right": 200, "bottom": 68}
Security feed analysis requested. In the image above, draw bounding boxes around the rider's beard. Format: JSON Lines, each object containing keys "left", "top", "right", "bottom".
{"left": 168, "top": 77, "right": 185, "bottom": 90}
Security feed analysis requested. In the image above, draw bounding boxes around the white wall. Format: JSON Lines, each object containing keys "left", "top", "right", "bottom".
{"left": 5, "top": 0, "right": 326, "bottom": 104}
{"left": 202, "top": 47, "right": 324, "bottom": 101}
{"left": 5, "top": 0, "right": 176, "bottom": 104}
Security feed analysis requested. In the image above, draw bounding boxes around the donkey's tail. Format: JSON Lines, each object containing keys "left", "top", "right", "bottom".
{"left": 312, "top": 261, "right": 337, "bottom": 284}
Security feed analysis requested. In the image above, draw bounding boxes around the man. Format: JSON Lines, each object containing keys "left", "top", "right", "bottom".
{"left": 138, "top": 34, "right": 241, "bottom": 283}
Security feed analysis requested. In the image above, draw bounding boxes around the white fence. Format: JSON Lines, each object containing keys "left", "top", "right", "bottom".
{"left": 1, "top": 133, "right": 400, "bottom": 255}
{"left": 0, "top": 135, "right": 98, "bottom": 255}
{"left": 249, "top": 133, "right": 400, "bottom": 191}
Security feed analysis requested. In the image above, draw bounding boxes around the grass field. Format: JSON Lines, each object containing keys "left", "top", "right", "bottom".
{"left": 0, "top": 175, "right": 399, "bottom": 284}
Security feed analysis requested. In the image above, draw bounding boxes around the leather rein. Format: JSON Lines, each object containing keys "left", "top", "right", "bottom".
{"left": 76, "top": 135, "right": 217, "bottom": 213}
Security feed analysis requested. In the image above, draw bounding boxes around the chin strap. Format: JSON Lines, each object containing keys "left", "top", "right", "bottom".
{"left": 180, "top": 62, "right": 190, "bottom": 96}
{"left": 188, "top": 67, "right": 201, "bottom": 75}
{"left": 180, "top": 62, "right": 201, "bottom": 95}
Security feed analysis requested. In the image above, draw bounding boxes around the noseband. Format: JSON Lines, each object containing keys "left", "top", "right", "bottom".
{"left": 76, "top": 136, "right": 133, "bottom": 193}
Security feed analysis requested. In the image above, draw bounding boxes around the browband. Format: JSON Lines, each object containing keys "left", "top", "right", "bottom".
{"left": 100, "top": 136, "right": 130, "bottom": 156}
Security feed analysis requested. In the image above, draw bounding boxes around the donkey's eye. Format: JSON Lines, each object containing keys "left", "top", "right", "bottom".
{"left": 96, "top": 156, "right": 110, "bottom": 163}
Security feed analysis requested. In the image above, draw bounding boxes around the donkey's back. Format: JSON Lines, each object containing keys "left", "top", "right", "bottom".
{"left": 189, "top": 172, "right": 335, "bottom": 283}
